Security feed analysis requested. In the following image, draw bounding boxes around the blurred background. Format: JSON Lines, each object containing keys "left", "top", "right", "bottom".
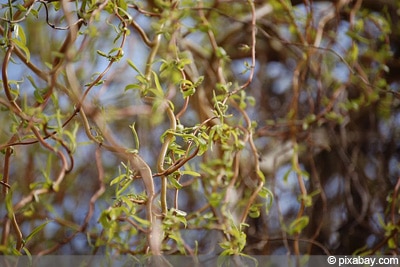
{"left": 0, "top": 0, "right": 399, "bottom": 255}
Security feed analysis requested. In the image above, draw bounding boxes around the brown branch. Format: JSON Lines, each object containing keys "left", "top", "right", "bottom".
{"left": 229, "top": 0, "right": 257, "bottom": 95}
{"left": 2, "top": 38, "right": 23, "bottom": 114}
{"left": 80, "top": 147, "right": 105, "bottom": 233}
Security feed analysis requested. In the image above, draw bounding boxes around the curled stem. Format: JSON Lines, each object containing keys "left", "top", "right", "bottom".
{"left": 157, "top": 105, "right": 177, "bottom": 215}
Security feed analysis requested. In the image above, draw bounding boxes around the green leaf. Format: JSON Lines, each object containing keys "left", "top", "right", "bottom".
{"left": 216, "top": 47, "right": 228, "bottom": 59}
{"left": 388, "top": 237, "right": 396, "bottom": 249}
{"left": 97, "top": 50, "right": 108, "bottom": 57}
{"left": 256, "top": 170, "right": 266, "bottom": 183}
{"left": 194, "top": 76, "right": 204, "bottom": 87}
{"left": 159, "top": 59, "right": 170, "bottom": 73}
{"left": 15, "top": 24, "right": 27, "bottom": 44}
{"left": 288, "top": 216, "right": 309, "bottom": 235}
{"left": 283, "top": 168, "right": 292, "bottom": 183}
{"left": 180, "top": 77, "right": 202, "bottom": 98}
{"left": 110, "top": 174, "right": 126, "bottom": 186}
{"left": 116, "top": 5, "right": 131, "bottom": 21}
{"left": 168, "top": 176, "right": 183, "bottom": 189}
{"left": 12, "top": 38, "right": 30, "bottom": 63}
{"left": 152, "top": 71, "right": 163, "bottom": 94}
{"left": 116, "top": 178, "right": 133, "bottom": 196}
{"left": 127, "top": 59, "right": 143, "bottom": 75}
{"left": 131, "top": 213, "right": 151, "bottom": 227}
{"left": 247, "top": 96, "right": 255, "bottom": 107}
{"left": 25, "top": 221, "right": 51, "bottom": 244}
{"left": 249, "top": 205, "right": 260, "bottom": 218}
{"left": 30, "top": 8, "right": 39, "bottom": 18}
{"left": 108, "top": 47, "right": 124, "bottom": 60}
{"left": 124, "top": 84, "right": 142, "bottom": 91}
{"left": 175, "top": 58, "right": 192, "bottom": 70}
{"left": 33, "top": 89, "right": 44, "bottom": 104}
{"left": 209, "top": 192, "right": 222, "bottom": 207}
{"left": 21, "top": 247, "right": 32, "bottom": 263}
{"left": 257, "top": 187, "right": 269, "bottom": 198}
{"left": 15, "top": 4, "right": 27, "bottom": 12}
{"left": 180, "top": 170, "right": 201, "bottom": 177}
{"left": 348, "top": 43, "right": 358, "bottom": 64}
{"left": 5, "top": 187, "right": 14, "bottom": 219}
{"left": 26, "top": 76, "right": 39, "bottom": 90}
{"left": 298, "top": 194, "right": 313, "bottom": 207}
{"left": 129, "top": 123, "right": 140, "bottom": 150}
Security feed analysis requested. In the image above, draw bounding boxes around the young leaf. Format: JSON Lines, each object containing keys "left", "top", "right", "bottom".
{"left": 180, "top": 170, "right": 201, "bottom": 177}
{"left": 168, "top": 175, "right": 183, "bottom": 190}
{"left": 288, "top": 216, "right": 309, "bottom": 235}
{"left": 110, "top": 174, "right": 126, "bottom": 186}
{"left": 152, "top": 71, "right": 163, "bottom": 94}
{"left": 127, "top": 59, "right": 143, "bottom": 75}
{"left": 25, "top": 221, "right": 51, "bottom": 244}
{"left": 12, "top": 38, "right": 30, "bottom": 63}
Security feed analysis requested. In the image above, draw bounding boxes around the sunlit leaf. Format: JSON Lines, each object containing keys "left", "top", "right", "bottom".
{"left": 12, "top": 38, "right": 30, "bottom": 63}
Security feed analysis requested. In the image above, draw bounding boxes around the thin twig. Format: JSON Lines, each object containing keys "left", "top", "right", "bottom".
{"left": 229, "top": 0, "right": 257, "bottom": 95}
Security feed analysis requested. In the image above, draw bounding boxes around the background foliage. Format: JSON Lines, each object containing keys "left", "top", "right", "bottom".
{"left": 1, "top": 0, "right": 399, "bottom": 257}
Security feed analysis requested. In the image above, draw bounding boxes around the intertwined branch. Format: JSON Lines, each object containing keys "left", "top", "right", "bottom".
{"left": 0, "top": 0, "right": 399, "bottom": 257}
